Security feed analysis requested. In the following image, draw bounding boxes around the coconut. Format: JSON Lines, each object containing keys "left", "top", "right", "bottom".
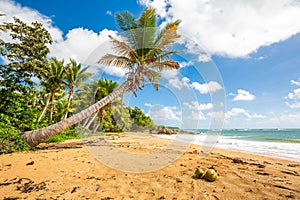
{"left": 204, "top": 169, "right": 218, "bottom": 182}
{"left": 194, "top": 168, "right": 205, "bottom": 179}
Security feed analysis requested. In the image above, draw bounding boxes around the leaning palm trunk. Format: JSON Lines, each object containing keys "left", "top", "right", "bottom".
{"left": 21, "top": 80, "right": 130, "bottom": 147}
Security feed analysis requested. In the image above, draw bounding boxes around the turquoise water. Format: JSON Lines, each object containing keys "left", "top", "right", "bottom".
{"left": 191, "top": 129, "right": 300, "bottom": 143}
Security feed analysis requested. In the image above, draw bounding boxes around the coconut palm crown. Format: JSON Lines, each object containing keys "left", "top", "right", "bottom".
{"left": 99, "top": 7, "right": 181, "bottom": 96}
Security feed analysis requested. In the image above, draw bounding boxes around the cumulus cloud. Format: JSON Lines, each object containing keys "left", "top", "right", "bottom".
{"left": 0, "top": 0, "right": 126, "bottom": 77}
{"left": 106, "top": 10, "right": 113, "bottom": 16}
{"left": 286, "top": 88, "right": 300, "bottom": 100}
{"left": 183, "top": 101, "right": 213, "bottom": 111}
{"left": 285, "top": 80, "right": 300, "bottom": 109}
{"left": 49, "top": 28, "right": 127, "bottom": 77}
{"left": 285, "top": 102, "right": 300, "bottom": 109}
{"left": 226, "top": 108, "right": 266, "bottom": 119}
{"left": 139, "top": 0, "right": 300, "bottom": 57}
{"left": 162, "top": 70, "right": 223, "bottom": 94}
{"left": 0, "top": 0, "right": 63, "bottom": 42}
{"left": 179, "top": 61, "right": 194, "bottom": 68}
{"left": 161, "top": 70, "right": 191, "bottom": 89}
{"left": 291, "top": 78, "right": 300, "bottom": 86}
{"left": 198, "top": 54, "right": 212, "bottom": 62}
{"left": 139, "top": 0, "right": 168, "bottom": 18}
{"left": 232, "top": 89, "right": 256, "bottom": 101}
{"left": 183, "top": 101, "right": 214, "bottom": 121}
{"left": 147, "top": 105, "right": 181, "bottom": 122}
{"left": 190, "top": 81, "right": 222, "bottom": 94}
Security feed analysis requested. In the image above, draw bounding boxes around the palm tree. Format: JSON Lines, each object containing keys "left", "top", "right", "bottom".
{"left": 93, "top": 79, "right": 119, "bottom": 131}
{"left": 21, "top": 7, "right": 181, "bottom": 147}
{"left": 38, "top": 58, "right": 66, "bottom": 121}
{"left": 64, "top": 59, "right": 90, "bottom": 119}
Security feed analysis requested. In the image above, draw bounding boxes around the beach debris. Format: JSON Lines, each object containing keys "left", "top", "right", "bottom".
{"left": 256, "top": 171, "right": 270, "bottom": 176}
{"left": 287, "top": 164, "right": 299, "bottom": 167}
{"left": 101, "top": 197, "right": 114, "bottom": 200}
{"left": 26, "top": 161, "right": 34, "bottom": 166}
{"left": 3, "top": 197, "right": 20, "bottom": 200}
{"left": 176, "top": 178, "right": 183, "bottom": 183}
{"left": 16, "top": 179, "right": 47, "bottom": 193}
{"left": 232, "top": 157, "right": 244, "bottom": 164}
{"left": 204, "top": 169, "right": 218, "bottom": 182}
{"left": 281, "top": 170, "right": 299, "bottom": 176}
{"left": 71, "top": 186, "right": 80, "bottom": 193}
{"left": 194, "top": 168, "right": 205, "bottom": 179}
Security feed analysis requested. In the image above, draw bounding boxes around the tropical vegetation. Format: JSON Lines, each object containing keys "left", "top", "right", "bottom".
{"left": 0, "top": 7, "right": 182, "bottom": 150}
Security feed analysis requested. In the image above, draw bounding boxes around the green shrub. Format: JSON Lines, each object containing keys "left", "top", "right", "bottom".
{"left": 0, "top": 121, "right": 29, "bottom": 154}
{"left": 44, "top": 126, "right": 79, "bottom": 143}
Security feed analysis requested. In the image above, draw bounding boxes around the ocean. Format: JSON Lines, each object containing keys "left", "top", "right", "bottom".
{"left": 157, "top": 129, "right": 300, "bottom": 162}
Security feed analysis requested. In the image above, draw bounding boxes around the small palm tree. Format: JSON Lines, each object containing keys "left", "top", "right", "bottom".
{"left": 21, "top": 7, "right": 182, "bottom": 147}
{"left": 94, "top": 79, "right": 119, "bottom": 131}
{"left": 64, "top": 59, "right": 90, "bottom": 119}
{"left": 38, "top": 58, "right": 66, "bottom": 121}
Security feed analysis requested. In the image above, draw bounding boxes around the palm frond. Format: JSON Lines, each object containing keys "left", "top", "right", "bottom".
{"left": 107, "top": 35, "right": 139, "bottom": 62}
{"left": 148, "top": 60, "right": 180, "bottom": 71}
{"left": 154, "top": 50, "right": 184, "bottom": 61}
{"left": 137, "top": 7, "right": 156, "bottom": 28}
{"left": 115, "top": 11, "right": 137, "bottom": 31}
{"left": 137, "top": 8, "right": 157, "bottom": 59}
{"left": 98, "top": 54, "right": 133, "bottom": 69}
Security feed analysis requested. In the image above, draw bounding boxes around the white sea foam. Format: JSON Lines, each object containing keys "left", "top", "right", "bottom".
{"left": 157, "top": 134, "right": 300, "bottom": 162}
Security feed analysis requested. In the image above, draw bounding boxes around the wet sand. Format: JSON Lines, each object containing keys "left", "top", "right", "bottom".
{"left": 0, "top": 132, "right": 299, "bottom": 199}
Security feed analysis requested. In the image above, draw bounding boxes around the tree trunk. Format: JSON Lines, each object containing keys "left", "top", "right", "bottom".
{"left": 85, "top": 111, "right": 98, "bottom": 129}
{"left": 38, "top": 96, "right": 51, "bottom": 122}
{"left": 49, "top": 89, "right": 56, "bottom": 121}
{"left": 64, "top": 88, "right": 73, "bottom": 120}
{"left": 21, "top": 80, "right": 130, "bottom": 147}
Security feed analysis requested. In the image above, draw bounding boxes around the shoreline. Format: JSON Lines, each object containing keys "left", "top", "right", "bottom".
{"left": 0, "top": 132, "right": 299, "bottom": 199}
{"left": 155, "top": 133, "right": 300, "bottom": 163}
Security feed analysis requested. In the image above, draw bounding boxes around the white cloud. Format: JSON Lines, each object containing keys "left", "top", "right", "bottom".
{"left": 275, "top": 113, "right": 300, "bottom": 127}
{"left": 183, "top": 101, "right": 213, "bottom": 121}
{"left": 207, "top": 111, "right": 225, "bottom": 119}
{"left": 106, "top": 10, "right": 113, "bottom": 16}
{"left": 226, "top": 108, "right": 266, "bottom": 119}
{"left": 0, "top": 0, "right": 126, "bottom": 77}
{"left": 232, "top": 89, "right": 256, "bottom": 101}
{"left": 144, "top": 103, "right": 153, "bottom": 107}
{"left": 291, "top": 78, "right": 300, "bottom": 86}
{"left": 162, "top": 71, "right": 222, "bottom": 94}
{"left": 139, "top": 0, "right": 168, "bottom": 18}
{"left": 198, "top": 54, "right": 212, "bottom": 62}
{"left": 190, "top": 81, "right": 222, "bottom": 94}
{"left": 0, "top": 0, "right": 63, "bottom": 42}
{"left": 285, "top": 82, "right": 300, "bottom": 109}
{"left": 286, "top": 102, "right": 300, "bottom": 109}
{"left": 189, "top": 110, "right": 206, "bottom": 120}
{"left": 139, "top": 0, "right": 300, "bottom": 57}
{"left": 147, "top": 106, "right": 181, "bottom": 121}
{"left": 50, "top": 28, "right": 116, "bottom": 63}
{"left": 179, "top": 61, "right": 194, "bottom": 68}
{"left": 286, "top": 88, "right": 300, "bottom": 100}
{"left": 183, "top": 101, "right": 213, "bottom": 111}
{"left": 162, "top": 70, "right": 191, "bottom": 90}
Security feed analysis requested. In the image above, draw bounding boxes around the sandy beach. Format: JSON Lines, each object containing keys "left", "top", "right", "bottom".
{"left": 0, "top": 132, "right": 299, "bottom": 200}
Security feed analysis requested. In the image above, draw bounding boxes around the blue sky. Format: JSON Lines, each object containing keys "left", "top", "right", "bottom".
{"left": 1, "top": 0, "right": 300, "bottom": 129}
